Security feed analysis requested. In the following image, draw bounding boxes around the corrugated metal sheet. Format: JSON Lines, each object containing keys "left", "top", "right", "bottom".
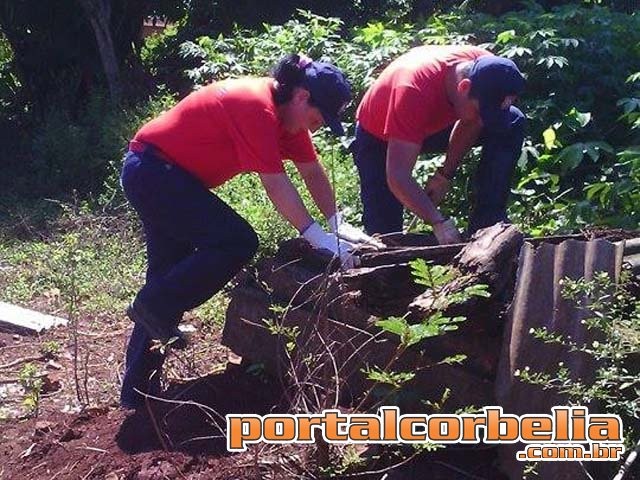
{"left": 495, "top": 238, "right": 626, "bottom": 480}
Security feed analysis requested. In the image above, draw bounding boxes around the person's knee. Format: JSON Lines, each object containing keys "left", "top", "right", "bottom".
{"left": 245, "top": 227, "right": 259, "bottom": 259}
{"left": 196, "top": 218, "right": 258, "bottom": 264}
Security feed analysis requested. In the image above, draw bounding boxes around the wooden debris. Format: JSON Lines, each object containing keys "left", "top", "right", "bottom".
{"left": 0, "top": 354, "right": 45, "bottom": 370}
{"left": 408, "top": 223, "right": 524, "bottom": 321}
{"left": 339, "top": 264, "right": 422, "bottom": 317}
{"left": 221, "top": 223, "right": 524, "bottom": 409}
{"left": 357, "top": 243, "right": 463, "bottom": 268}
{"left": 0, "top": 302, "right": 67, "bottom": 335}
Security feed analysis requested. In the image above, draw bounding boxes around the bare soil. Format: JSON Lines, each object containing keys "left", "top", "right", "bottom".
{"left": 0, "top": 309, "right": 276, "bottom": 480}
{"left": 0, "top": 367, "right": 285, "bottom": 480}
{"left": 0, "top": 309, "right": 509, "bottom": 479}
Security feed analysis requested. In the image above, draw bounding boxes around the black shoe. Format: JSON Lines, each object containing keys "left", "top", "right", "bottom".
{"left": 126, "top": 300, "right": 188, "bottom": 350}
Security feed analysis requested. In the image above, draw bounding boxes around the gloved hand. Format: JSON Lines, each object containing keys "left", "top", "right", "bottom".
{"left": 328, "top": 213, "right": 385, "bottom": 249}
{"left": 432, "top": 218, "right": 462, "bottom": 245}
{"left": 302, "top": 221, "right": 356, "bottom": 268}
{"left": 425, "top": 171, "right": 450, "bottom": 206}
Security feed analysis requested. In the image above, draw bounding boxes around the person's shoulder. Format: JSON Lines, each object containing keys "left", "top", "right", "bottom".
{"left": 387, "top": 45, "right": 453, "bottom": 82}
{"left": 447, "top": 44, "right": 493, "bottom": 61}
{"left": 216, "top": 77, "right": 273, "bottom": 98}
{"left": 218, "top": 77, "right": 277, "bottom": 115}
{"left": 394, "top": 45, "right": 440, "bottom": 64}
{"left": 381, "top": 46, "right": 438, "bottom": 79}
{"left": 463, "top": 44, "right": 493, "bottom": 57}
{"left": 392, "top": 45, "right": 464, "bottom": 72}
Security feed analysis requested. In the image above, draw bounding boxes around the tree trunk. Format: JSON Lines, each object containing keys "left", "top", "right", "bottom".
{"left": 78, "top": 0, "right": 121, "bottom": 103}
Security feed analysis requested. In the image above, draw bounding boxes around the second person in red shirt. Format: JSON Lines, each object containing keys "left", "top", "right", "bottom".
{"left": 353, "top": 45, "right": 526, "bottom": 243}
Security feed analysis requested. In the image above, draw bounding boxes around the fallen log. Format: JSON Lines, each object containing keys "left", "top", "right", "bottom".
{"left": 357, "top": 232, "right": 586, "bottom": 269}
{"left": 408, "top": 223, "right": 524, "bottom": 321}
{"left": 222, "top": 223, "right": 524, "bottom": 409}
{"left": 252, "top": 255, "right": 372, "bottom": 328}
{"left": 222, "top": 284, "right": 495, "bottom": 411}
{"left": 338, "top": 264, "right": 422, "bottom": 317}
{"left": 357, "top": 243, "right": 463, "bottom": 268}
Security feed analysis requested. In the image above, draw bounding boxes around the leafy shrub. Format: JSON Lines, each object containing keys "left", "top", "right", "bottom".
{"left": 0, "top": 31, "right": 19, "bottom": 114}
{"left": 441, "top": 4, "right": 640, "bottom": 231}
{"left": 19, "top": 90, "right": 177, "bottom": 200}
{"left": 177, "top": 5, "right": 639, "bottom": 236}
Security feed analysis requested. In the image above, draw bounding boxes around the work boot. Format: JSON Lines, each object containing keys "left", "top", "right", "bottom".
{"left": 126, "top": 300, "right": 188, "bottom": 350}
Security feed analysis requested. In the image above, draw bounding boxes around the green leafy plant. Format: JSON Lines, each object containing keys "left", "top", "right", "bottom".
{"left": 18, "top": 362, "right": 43, "bottom": 417}
{"left": 362, "top": 259, "right": 489, "bottom": 408}
{"left": 40, "top": 340, "right": 61, "bottom": 359}
{"left": 264, "top": 316, "right": 301, "bottom": 355}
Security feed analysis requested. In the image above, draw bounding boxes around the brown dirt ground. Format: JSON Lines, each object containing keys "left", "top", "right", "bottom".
{"left": 2, "top": 227, "right": 638, "bottom": 479}
{"left": 0, "top": 308, "right": 510, "bottom": 480}
{"left": 0, "top": 307, "right": 268, "bottom": 480}
{"left": 0, "top": 367, "right": 286, "bottom": 480}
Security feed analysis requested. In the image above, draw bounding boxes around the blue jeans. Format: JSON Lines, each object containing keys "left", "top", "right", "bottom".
{"left": 352, "top": 106, "right": 526, "bottom": 235}
{"left": 119, "top": 148, "right": 258, "bottom": 407}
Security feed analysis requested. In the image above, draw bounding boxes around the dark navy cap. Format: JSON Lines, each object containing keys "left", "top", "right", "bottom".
{"left": 303, "top": 61, "right": 351, "bottom": 136}
{"left": 469, "top": 56, "right": 525, "bottom": 132}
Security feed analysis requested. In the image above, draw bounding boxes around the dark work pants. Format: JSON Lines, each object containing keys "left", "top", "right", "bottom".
{"left": 352, "top": 106, "right": 526, "bottom": 235}
{"left": 119, "top": 149, "right": 258, "bottom": 407}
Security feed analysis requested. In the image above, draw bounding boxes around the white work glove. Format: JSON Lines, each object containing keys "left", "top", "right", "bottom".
{"left": 432, "top": 218, "right": 462, "bottom": 245}
{"left": 425, "top": 171, "right": 451, "bottom": 206}
{"left": 302, "top": 221, "right": 356, "bottom": 268}
{"left": 328, "top": 213, "right": 385, "bottom": 249}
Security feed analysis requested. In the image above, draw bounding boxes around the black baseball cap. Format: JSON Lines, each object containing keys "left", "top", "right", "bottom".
{"left": 469, "top": 56, "right": 525, "bottom": 132}
{"left": 303, "top": 61, "right": 351, "bottom": 136}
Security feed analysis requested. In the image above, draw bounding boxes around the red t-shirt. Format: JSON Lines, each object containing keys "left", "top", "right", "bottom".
{"left": 356, "top": 45, "right": 491, "bottom": 144}
{"left": 134, "top": 77, "right": 317, "bottom": 188}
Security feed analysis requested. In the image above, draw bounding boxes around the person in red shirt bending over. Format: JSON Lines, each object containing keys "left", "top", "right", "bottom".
{"left": 353, "top": 45, "right": 526, "bottom": 244}
{"left": 119, "top": 54, "right": 373, "bottom": 409}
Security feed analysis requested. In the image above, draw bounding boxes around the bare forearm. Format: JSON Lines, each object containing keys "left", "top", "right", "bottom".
{"left": 389, "top": 174, "right": 444, "bottom": 225}
{"left": 440, "top": 119, "right": 482, "bottom": 179}
{"left": 386, "top": 138, "right": 445, "bottom": 226}
{"left": 296, "top": 162, "right": 337, "bottom": 221}
{"left": 260, "top": 173, "right": 314, "bottom": 233}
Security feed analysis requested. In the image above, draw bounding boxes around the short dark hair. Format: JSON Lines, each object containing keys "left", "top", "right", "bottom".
{"left": 456, "top": 61, "right": 475, "bottom": 98}
{"left": 271, "top": 54, "right": 308, "bottom": 105}
{"left": 458, "top": 60, "right": 474, "bottom": 80}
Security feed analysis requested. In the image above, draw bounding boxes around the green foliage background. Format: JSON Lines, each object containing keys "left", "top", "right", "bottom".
{"left": 174, "top": 5, "right": 640, "bottom": 236}
{"left": 0, "top": 1, "right": 638, "bottom": 320}
{"left": 1, "top": 2, "right": 638, "bottom": 239}
{"left": 0, "top": 5, "right": 637, "bottom": 467}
